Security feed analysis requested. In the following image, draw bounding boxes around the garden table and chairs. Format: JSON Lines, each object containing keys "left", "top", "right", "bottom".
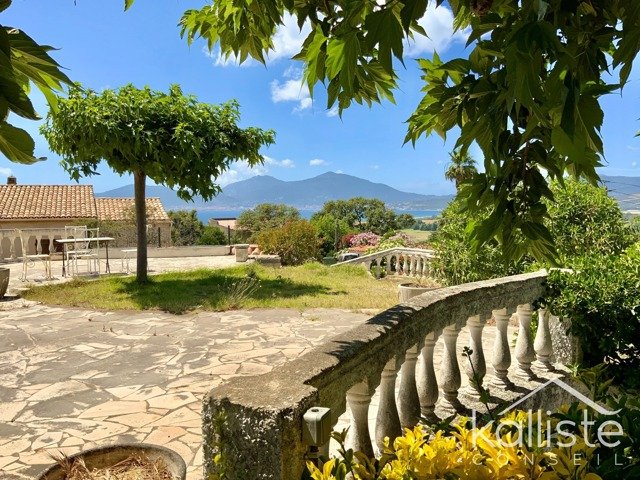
{"left": 56, "top": 232, "right": 115, "bottom": 277}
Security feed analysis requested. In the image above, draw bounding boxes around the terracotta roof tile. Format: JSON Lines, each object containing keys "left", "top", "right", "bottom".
{"left": 0, "top": 185, "right": 97, "bottom": 219}
{"left": 96, "top": 197, "right": 170, "bottom": 222}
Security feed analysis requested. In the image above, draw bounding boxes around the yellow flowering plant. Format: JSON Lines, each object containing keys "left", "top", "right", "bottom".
{"left": 307, "top": 409, "right": 605, "bottom": 480}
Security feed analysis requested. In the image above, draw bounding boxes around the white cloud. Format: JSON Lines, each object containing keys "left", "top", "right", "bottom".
{"left": 404, "top": 3, "right": 469, "bottom": 57}
{"left": 270, "top": 70, "right": 312, "bottom": 112}
{"left": 309, "top": 159, "right": 327, "bottom": 166}
{"left": 632, "top": 161, "right": 638, "bottom": 168}
{"left": 216, "top": 161, "right": 268, "bottom": 186}
{"left": 265, "top": 156, "right": 296, "bottom": 168}
{"left": 0, "top": 167, "right": 12, "bottom": 177}
{"left": 326, "top": 106, "right": 339, "bottom": 117}
{"left": 371, "top": 165, "right": 380, "bottom": 170}
{"left": 208, "top": 13, "right": 310, "bottom": 67}
{"left": 335, "top": 169, "right": 344, "bottom": 174}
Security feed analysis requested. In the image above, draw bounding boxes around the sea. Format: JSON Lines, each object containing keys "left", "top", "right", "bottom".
{"left": 197, "top": 209, "right": 441, "bottom": 223}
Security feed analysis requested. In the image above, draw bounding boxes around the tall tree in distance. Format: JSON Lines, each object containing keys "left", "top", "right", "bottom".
{"left": 42, "top": 84, "right": 275, "bottom": 282}
{"left": 445, "top": 149, "right": 477, "bottom": 190}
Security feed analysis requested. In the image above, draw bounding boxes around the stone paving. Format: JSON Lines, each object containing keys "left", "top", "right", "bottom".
{"left": 0, "top": 298, "right": 372, "bottom": 479}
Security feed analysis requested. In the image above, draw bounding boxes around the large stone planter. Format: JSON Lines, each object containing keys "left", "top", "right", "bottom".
{"left": 234, "top": 244, "right": 250, "bottom": 263}
{"left": 37, "top": 443, "right": 186, "bottom": 480}
{"left": 398, "top": 283, "right": 438, "bottom": 303}
{"left": 0, "top": 267, "right": 9, "bottom": 299}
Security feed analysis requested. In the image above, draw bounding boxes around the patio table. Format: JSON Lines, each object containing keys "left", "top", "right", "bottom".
{"left": 55, "top": 237, "right": 115, "bottom": 277}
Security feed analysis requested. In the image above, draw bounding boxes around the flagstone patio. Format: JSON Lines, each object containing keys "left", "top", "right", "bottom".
{"left": 0, "top": 298, "right": 374, "bottom": 479}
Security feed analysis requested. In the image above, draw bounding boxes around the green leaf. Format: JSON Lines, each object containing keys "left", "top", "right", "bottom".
{"left": 0, "top": 122, "right": 37, "bottom": 164}
{"left": 124, "top": 0, "right": 135, "bottom": 10}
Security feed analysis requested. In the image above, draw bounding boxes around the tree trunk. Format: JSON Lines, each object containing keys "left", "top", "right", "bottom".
{"left": 134, "top": 170, "right": 148, "bottom": 283}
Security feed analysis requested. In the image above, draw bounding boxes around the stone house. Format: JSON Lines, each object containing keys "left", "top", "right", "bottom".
{"left": 0, "top": 177, "right": 171, "bottom": 258}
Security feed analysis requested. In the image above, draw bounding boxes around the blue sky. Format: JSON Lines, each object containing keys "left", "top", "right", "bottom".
{"left": 1, "top": 1, "right": 639, "bottom": 196}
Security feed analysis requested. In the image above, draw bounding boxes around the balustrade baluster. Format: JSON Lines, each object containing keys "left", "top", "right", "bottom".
{"left": 375, "top": 355, "right": 403, "bottom": 452}
{"left": 464, "top": 315, "right": 487, "bottom": 393}
{"left": 346, "top": 380, "right": 375, "bottom": 457}
{"left": 417, "top": 330, "right": 440, "bottom": 419}
{"left": 440, "top": 324, "right": 462, "bottom": 411}
{"left": 515, "top": 304, "right": 536, "bottom": 378}
{"left": 36, "top": 236, "right": 42, "bottom": 254}
{"left": 491, "top": 308, "right": 512, "bottom": 386}
{"left": 10, "top": 236, "right": 17, "bottom": 259}
{"left": 534, "top": 307, "right": 553, "bottom": 370}
{"left": 398, "top": 345, "right": 420, "bottom": 428}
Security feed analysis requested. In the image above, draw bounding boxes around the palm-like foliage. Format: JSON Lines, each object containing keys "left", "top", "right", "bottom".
{"left": 444, "top": 149, "right": 477, "bottom": 189}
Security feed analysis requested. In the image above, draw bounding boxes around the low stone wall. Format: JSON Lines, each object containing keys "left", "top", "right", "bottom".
{"left": 201, "top": 271, "right": 550, "bottom": 479}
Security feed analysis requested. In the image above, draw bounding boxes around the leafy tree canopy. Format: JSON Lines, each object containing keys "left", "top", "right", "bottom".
{"left": 172, "top": 0, "right": 640, "bottom": 264}
{"left": 0, "top": 0, "right": 72, "bottom": 164}
{"left": 237, "top": 203, "right": 301, "bottom": 240}
{"left": 311, "top": 197, "right": 409, "bottom": 235}
{"left": 42, "top": 85, "right": 275, "bottom": 201}
{"left": 41, "top": 84, "right": 274, "bottom": 281}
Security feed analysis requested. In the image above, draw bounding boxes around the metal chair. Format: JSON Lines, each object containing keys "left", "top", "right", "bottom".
{"left": 67, "top": 227, "right": 100, "bottom": 275}
{"left": 16, "top": 229, "right": 52, "bottom": 281}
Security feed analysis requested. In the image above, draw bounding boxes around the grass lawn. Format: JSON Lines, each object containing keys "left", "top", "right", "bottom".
{"left": 23, "top": 263, "right": 403, "bottom": 314}
{"left": 400, "top": 229, "right": 433, "bottom": 242}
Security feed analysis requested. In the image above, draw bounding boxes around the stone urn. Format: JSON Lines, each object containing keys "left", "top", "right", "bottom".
{"left": 398, "top": 282, "right": 438, "bottom": 303}
{"left": 0, "top": 267, "right": 9, "bottom": 299}
{"left": 37, "top": 444, "right": 186, "bottom": 480}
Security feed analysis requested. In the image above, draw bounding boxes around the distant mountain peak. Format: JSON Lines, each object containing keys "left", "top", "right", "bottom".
{"left": 98, "top": 173, "right": 456, "bottom": 211}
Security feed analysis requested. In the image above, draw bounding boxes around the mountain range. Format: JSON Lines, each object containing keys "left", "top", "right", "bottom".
{"left": 97, "top": 172, "right": 455, "bottom": 211}
{"left": 96, "top": 172, "right": 640, "bottom": 213}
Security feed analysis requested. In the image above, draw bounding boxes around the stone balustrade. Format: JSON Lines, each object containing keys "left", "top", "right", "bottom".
{"left": 0, "top": 228, "right": 70, "bottom": 261}
{"left": 202, "top": 271, "right": 569, "bottom": 479}
{"left": 334, "top": 247, "right": 436, "bottom": 278}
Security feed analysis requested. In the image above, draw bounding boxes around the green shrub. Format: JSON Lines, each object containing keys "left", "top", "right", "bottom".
{"left": 431, "top": 198, "right": 528, "bottom": 285}
{"left": 310, "top": 212, "right": 353, "bottom": 256}
{"left": 544, "top": 179, "right": 636, "bottom": 261}
{"left": 257, "top": 220, "right": 321, "bottom": 266}
{"left": 197, "top": 225, "right": 227, "bottom": 245}
{"left": 168, "top": 209, "right": 204, "bottom": 246}
{"left": 544, "top": 244, "right": 640, "bottom": 388}
{"left": 236, "top": 203, "right": 300, "bottom": 241}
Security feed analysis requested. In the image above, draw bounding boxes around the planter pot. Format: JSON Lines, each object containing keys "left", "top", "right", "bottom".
{"left": 0, "top": 267, "right": 9, "bottom": 299}
{"left": 398, "top": 283, "right": 437, "bottom": 303}
{"left": 37, "top": 443, "right": 186, "bottom": 480}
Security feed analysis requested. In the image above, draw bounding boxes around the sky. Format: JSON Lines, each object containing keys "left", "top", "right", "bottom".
{"left": 1, "top": 0, "right": 639, "bottom": 197}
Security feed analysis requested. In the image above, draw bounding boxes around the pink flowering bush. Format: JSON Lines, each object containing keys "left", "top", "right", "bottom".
{"left": 349, "top": 232, "right": 380, "bottom": 247}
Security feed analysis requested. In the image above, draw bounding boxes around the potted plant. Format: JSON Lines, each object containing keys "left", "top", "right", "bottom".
{"left": 37, "top": 443, "right": 186, "bottom": 480}
{"left": 398, "top": 277, "right": 440, "bottom": 302}
{"left": 0, "top": 267, "right": 9, "bottom": 299}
